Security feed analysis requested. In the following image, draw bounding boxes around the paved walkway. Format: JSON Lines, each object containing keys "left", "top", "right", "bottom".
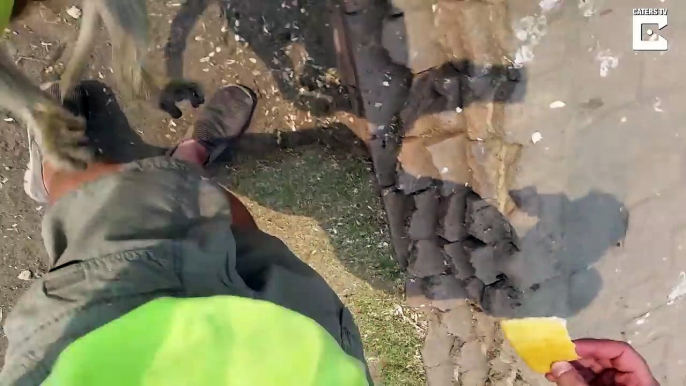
{"left": 506, "top": 0, "right": 686, "bottom": 384}
{"left": 337, "top": 0, "right": 685, "bottom": 384}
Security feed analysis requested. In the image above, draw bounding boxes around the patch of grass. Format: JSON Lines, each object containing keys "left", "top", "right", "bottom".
{"left": 228, "top": 148, "right": 403, "bottom": 285}
{"left": 226, "top": 147, "right": 425, "bottom": 385}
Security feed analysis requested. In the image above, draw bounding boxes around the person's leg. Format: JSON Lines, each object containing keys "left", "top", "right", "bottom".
{"left": 37, "top": 84, "right": 258, "bottom": 228}
{"left": 42, "top": 140, "right": 205, "bottom": 204}
{"left": 163, "top": 138, "right": 258, "bottom": 229}
{"left": 179, "top": 84, "right": 258, "bottom": 229}
{"left": 42, "top": 142, "right": 257, "bottom": 229}
{"left": 43, "top": 162, "right": 122, "bottom": 203}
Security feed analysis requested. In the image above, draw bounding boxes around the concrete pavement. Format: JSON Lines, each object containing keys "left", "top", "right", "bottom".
{"left": 337, "top": 0, "right": 686, "bottom": 384}
{"left": 506, "top": 0, "right": 686, "bottom": 383}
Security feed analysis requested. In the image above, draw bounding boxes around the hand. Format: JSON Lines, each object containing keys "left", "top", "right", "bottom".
{"left": 159, "top": 79, "right": 205, "bottom": 119}
{"left": 546, "top": 339, "right": 659, "bottom": 386}
{"left": 32, "top": 102, "right": 93, "bottom": 170}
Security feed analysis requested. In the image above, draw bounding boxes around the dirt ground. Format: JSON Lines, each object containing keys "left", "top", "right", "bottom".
{"left": 0, "top": 0, "right": 428, "bottom": 384}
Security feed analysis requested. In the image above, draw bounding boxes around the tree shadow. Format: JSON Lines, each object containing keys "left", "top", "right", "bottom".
{"left": 165, "top": 0, "right": 527, "bottom": 121}
{"left": 166, "top": 0, "right": 349, "bottom": 117}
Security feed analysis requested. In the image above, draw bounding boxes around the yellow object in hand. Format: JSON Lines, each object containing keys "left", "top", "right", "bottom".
{"left": 501, "top": 317, "right": 580, "bottom": 374}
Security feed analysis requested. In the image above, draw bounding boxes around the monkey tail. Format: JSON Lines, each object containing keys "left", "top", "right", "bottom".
{"left": 60, "top": 1, "right": 99, "bottom": 101}
{"left": 102, "top": 0, "right": 153, "bottom": 100}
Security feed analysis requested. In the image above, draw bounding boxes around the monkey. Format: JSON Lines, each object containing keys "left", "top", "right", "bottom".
{"left": 1, "top": 0, "right": 204, "bottom": 170}
{"left": 59, "top": 0, "right": 205, "bottom": 119}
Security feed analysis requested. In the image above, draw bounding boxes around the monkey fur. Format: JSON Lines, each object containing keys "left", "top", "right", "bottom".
{"left": 2, "top": 0, "right": 204, "bottom": 170}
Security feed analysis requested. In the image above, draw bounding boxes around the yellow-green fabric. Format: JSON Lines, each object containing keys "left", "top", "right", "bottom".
{"left": 44, "top": 296, "right": 369, "bottom": 386}
{"left": 0, "top": 0, "right": 12, "bottom": 31}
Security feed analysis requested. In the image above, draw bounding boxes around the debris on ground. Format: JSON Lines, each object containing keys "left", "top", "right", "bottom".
{"left": 531, "top": 131, "right": 543, "bottom": 144}
{"left": 66, "top": 6, "right": 82, "bottom": 19}
{"left": 17, "top": 270, "right": 32, "bottom": 281}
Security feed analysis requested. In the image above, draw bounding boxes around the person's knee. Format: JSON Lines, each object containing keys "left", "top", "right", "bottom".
{"left": 43, "top": 162, "right": 122, "bottom": 203}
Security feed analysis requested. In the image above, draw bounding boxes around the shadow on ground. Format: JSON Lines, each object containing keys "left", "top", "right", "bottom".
{"left": 483, "top": 188, "right": 628, "bottom": 318}
{"left": 407, "top": 184, "right": 629, "bottom": 318}
{"left": 166, "top": 0, "right": 349, "bottom": 117}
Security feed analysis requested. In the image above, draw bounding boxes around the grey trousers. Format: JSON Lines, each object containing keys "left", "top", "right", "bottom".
{"left": 0, "top": 158, "right": 368, "bottom": 385}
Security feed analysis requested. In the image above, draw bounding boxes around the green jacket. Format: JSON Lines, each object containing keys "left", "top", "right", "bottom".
{"left": 0, "top": 0, "right": 12, "bottom": 31}
{"left": 44, "top": 296, "right": 369, "bottom": 386}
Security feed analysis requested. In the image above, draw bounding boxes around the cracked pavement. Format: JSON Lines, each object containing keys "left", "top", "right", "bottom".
{"left": 337, "top": 0, "right": 686, "bottom": 384}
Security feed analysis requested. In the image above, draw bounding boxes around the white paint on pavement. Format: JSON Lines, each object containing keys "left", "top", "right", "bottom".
{"left": 531, "top": 132, "right": 543, "bottom": 144}
{"left": 17, "top": 270, "right": 32, "bottom": 281}
{"left": 515, "top": 45, "right": 535, "bottom": 66}
{"left": 668, "top": 272, "right": 686, "bottom": 302}
{"left": 512, "top": 15, "right": 548, "bottom": 66}
{"left": 66, "top": 6, "right": 82, "bottom": 19}
{"left": 635, "top": 312, "right": 650, "bottom": 325}
{"left": 579, "top": 0, "right": 596, "bottom": 17}
{"left": 596, "top": 50, "right": 619, "bottom": 77}
{"left": 539, "top": 0, "right": 561, "bottom": 12}
{"left": 549, "top": 101, "right": 566, "bottom": 109}
{"left": 654, "top": 97, "right": 664, "bottom": 113}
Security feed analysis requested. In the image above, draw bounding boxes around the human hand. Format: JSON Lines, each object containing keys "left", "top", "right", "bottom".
{"left": 545, "top": 339, "right": 659, "bottom": 386}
